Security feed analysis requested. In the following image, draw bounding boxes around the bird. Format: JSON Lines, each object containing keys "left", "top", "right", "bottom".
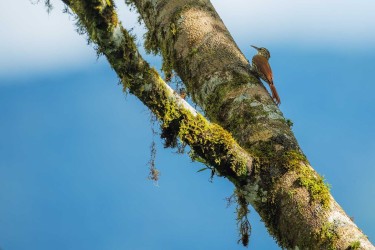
{"left": 250, "top": 45, "right": 281, "bottom": 105}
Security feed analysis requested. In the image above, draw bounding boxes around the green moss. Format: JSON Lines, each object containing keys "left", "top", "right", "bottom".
{"left": 189, "top": 47, "right": 198, "bottom": 56}
{"left": 285, "top": 150, "right": 331, "bottom": 208}
{"left": 315, "top": 222, "right": 338, "bottom": 249}
{"left": 126, "top": 72, "right": 250, "bottom": 181}
{"left": 348, "top": 240, "right": 361, "bottom": 250}
{"left": 170, "top": 22, "right": 177, "bottom": 36}
{"left": 176, "top": 112, "right": 248, "bottom": 178}
{"left": 286, "top": 119, "right": 293, "bottom": 128}
{"left": 284, "top": 150, "right": 308, "bottom": 169}
{"left": 298, "top": 169, "right": 331, "bottom": 208}
{"left": 251, "top": 150, "right": 331, "bottom": 248}
{"left": 144, "top": 30, "right": 160, "bottom": 55}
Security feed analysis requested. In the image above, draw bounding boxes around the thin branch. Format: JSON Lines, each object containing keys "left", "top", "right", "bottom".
{"left": 61, "top": 0, "right": 253, "bottom": 184}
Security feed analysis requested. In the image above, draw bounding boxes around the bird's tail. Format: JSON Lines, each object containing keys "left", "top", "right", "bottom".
{"left": 270, "top": 84, "right": 281, "bottom": 105}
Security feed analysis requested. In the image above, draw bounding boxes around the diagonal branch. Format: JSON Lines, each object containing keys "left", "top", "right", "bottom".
{"left": 60, "top": 0, "right": 253, "bottom": 187}
{"left": 126, "top": 0, "right": 374, "bottom": 249}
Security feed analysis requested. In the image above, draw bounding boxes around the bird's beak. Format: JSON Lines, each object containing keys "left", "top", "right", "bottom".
{"left": 251, "top": 45, "right": 259, "bottom": 50}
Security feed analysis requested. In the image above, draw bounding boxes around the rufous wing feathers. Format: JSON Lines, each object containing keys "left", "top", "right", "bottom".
{"left": 269, "top": 84, "right": 280, "bottom": 105}
{"left": 253, "top": 55, "right": 281, "bottom": 105}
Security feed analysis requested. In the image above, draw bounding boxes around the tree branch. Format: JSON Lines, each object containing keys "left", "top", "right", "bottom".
{"left": 60, "top": 0, "right": 253, "bottom": 190}
{"left": 125, "top": 0, "right": 373, "bottom": 249}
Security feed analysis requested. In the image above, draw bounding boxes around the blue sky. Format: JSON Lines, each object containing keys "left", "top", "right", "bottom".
{"left": 0, "top": 1, "right": 374, "bottom": 249}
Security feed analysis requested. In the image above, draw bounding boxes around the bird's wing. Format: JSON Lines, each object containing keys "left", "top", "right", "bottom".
{"left": 252, "top": 55, "right": 273, "bottom": 84}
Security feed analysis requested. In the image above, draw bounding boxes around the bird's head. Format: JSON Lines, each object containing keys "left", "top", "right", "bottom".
{"left": 251, "top": 45, "right": 271, "bottom": 59}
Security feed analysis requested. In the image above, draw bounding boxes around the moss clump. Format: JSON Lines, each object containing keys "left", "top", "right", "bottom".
{"left": 348, "top": 240, "right": 361, "bottom": 249}
{"left": 285, "top": 150, "right": 331, "bottom": 208}
{"left": 160, "top": 102, "right": 249, "bottom": 179}
{"left": 284, "top": 150, "right": 308, "bottom": 169}
{"left": 298, "top": 169, "right": 331, "bottom": 208}
{"left": 286, "top": 119, "right": 293, "bottom": 128}
{"left": 315, "top": 222, "right": 338, "bottom": 249}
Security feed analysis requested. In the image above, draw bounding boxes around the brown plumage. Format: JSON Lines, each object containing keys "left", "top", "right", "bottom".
{"left": 251, "top": 45, "right": 281, "bottom": 105}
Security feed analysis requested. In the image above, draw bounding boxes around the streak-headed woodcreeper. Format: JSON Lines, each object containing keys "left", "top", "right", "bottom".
{"left": 251, "top": 45, "right": 281, "bottom": 105}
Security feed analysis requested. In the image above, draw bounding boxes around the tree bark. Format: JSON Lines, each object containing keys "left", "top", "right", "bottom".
{"left": 59, "top": 0, "right": 374, "bottom": 248}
